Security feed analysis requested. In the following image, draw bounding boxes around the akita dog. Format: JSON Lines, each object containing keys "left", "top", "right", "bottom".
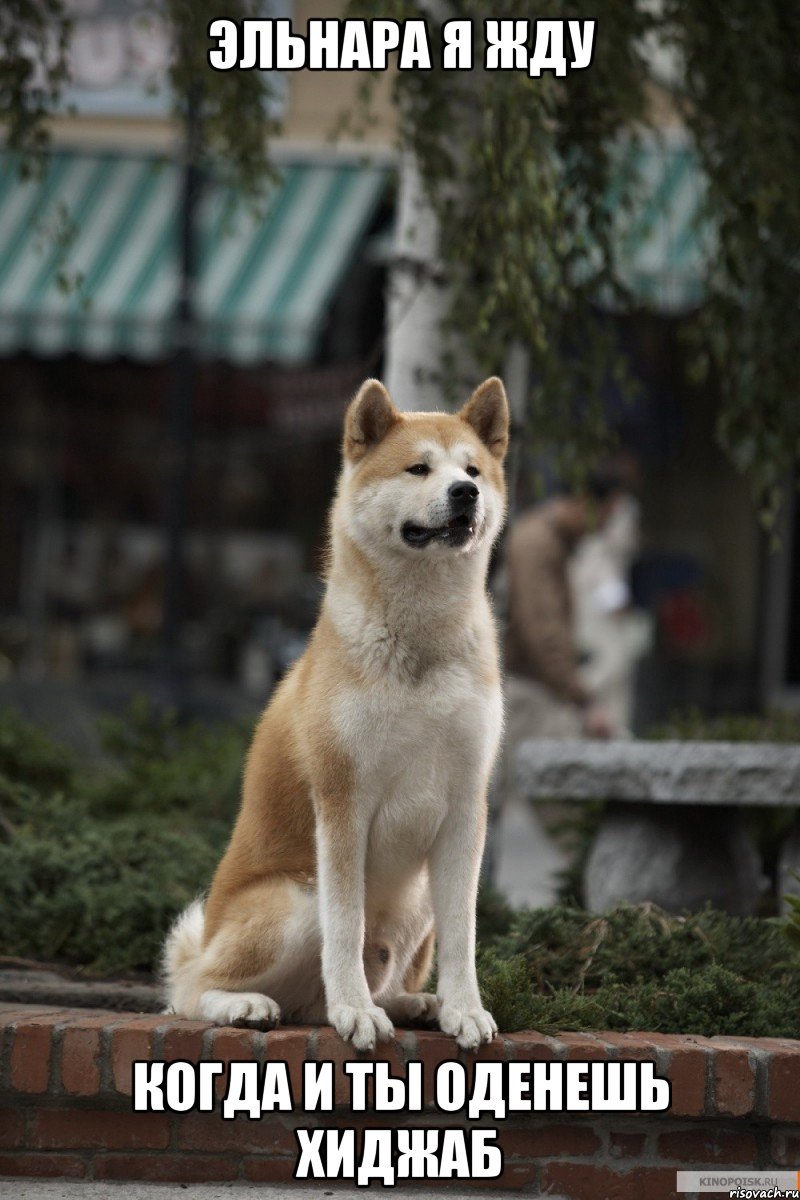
{"left": 163, "top": 376, "right": 509, "bottom": 1050}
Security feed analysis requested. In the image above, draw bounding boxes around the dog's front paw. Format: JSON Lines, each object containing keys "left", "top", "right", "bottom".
{"left": 439, "top": 1002, "right": 497, "bottom": 1050}
{"left": 329, "top": 1003, "right": 394, "bottom": 1051}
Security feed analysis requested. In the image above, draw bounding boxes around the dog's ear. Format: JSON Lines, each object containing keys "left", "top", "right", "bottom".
{"left": 344, "top": 379, "right": 400, "bottom": 462}
{"left": 459, "top": 377, "right": 509, "bottom": 460}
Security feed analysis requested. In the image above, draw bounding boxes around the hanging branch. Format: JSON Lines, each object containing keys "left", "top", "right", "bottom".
{"left": 351, "top": 1, "right": 800, "bottom": 517}
{"left": 349, "top": 0, "right": 654, "bottom": 485}
{"left": 0, "top": 0, "right": 72, "bottom": 167}
{"left": 663, "top": 0, "right": 800, "bottom": 528}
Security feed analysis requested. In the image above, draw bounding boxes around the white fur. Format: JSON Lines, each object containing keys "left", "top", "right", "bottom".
{"left": 315, "top": 432, "right": 504, "bottom": 1049}
{"left": 199, "top": 990, "right": 280, "bottom": 1027}
{"left": 161, "top": 897, "right": 204, "bottom": 998}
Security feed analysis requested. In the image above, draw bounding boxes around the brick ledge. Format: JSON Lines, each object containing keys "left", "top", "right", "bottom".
{"left": 2, "top": 1003, "right": 799, "bottom": 1195}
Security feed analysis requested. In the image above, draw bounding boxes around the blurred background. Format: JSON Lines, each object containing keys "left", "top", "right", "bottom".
{"left": 0, "top": 0, "right": 797, "bottom": 738}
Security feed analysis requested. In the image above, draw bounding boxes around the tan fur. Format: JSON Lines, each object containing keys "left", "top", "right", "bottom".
{"left": 403, "top": 928, "right": 436, "bottom": 993}
{"left": 164, "top": 377, "right": 509, "bottom": 1050}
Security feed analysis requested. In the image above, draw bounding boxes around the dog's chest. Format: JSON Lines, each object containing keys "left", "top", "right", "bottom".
{"left": 335, "top": 659, "right": 495, "bottom": 775}
{"left": 332, "top": 661, "right": 501, "bottom": 876}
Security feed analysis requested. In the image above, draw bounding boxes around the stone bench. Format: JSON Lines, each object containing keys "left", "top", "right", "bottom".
{"left": 515, "top": 740, "right": 800, "bottom": 914}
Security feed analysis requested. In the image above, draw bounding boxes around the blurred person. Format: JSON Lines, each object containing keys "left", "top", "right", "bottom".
{"left": 570, "top": 490, "right": 653, "bottom": 733}
{"left": 503, "top": 469, "right": 627, "bottom": 744}
{"left": 489, "top": 469, "right": 628, "bottom": 909}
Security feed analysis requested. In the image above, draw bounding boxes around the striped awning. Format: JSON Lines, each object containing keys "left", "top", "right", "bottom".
{"left": 0, "top": 152, "right": 389, "bottom": 363}
{"left": 611, "top": 133, "right": 711, "bottom": 312}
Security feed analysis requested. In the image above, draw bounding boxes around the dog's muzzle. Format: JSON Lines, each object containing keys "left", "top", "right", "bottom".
{"left": 401, "top": 482, "right": 480, "bottom": 548}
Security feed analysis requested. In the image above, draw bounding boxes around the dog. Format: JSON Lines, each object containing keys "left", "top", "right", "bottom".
{"left": 163, "top": 375, "right": 509, "bottom": 1051}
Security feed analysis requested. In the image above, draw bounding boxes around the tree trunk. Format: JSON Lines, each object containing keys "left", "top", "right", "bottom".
{"left": 383, "top": 151, "right": 452, "bottom": 412}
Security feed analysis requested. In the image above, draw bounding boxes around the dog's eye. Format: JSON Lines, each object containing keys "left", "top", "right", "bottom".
{"left": 406, "top": 463, "right": 430, "bottom": 476}
{"left": 466, "top": 465, "right": 480, "bottom": 478}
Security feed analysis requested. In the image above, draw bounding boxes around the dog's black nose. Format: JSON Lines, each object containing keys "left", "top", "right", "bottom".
{"left": 448, "top": 480, "right": 479, "bottom": 508}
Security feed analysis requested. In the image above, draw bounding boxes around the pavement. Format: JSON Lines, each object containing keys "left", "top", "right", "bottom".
{"left": 0, "top": 1184, "right": 536, "bottom": 1199}
{"left": 493, "top": 794, "right": 567, "bottom": 909}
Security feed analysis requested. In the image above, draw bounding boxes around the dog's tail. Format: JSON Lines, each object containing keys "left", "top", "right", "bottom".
{"left": 161, "top": 897, "right": 205, "bottom": 1014}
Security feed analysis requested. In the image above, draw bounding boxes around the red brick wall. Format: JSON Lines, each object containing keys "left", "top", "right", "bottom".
{"left": 1, "top": 1003, "right": 799, "bottom": 1197}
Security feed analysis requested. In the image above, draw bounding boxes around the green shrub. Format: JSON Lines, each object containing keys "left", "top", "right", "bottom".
{"left": 479, "top": 959, "right": 800, "bottom": 1040}
{"left": 0, "top": 813, "right": 226, "bottom": 974}
{"left": 0, "top": 707, "right": 74, "bottom": 791}
{"left": 475, "top": 880, "right": 516, "bottom": 941}
{"left": 90, "top": 697, "right": 248, "bottom": 820}
{"left": 785, "top": 873, "right": 800, "bottom": 954}
{"left": 493, "top": 903, "right": 795, "bottom": 990}
{"left": 475, "top": 902, "right": 800, "bottom": 1037}
{"left": 0, "top": 701, "right": 245, "bottom": 975}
